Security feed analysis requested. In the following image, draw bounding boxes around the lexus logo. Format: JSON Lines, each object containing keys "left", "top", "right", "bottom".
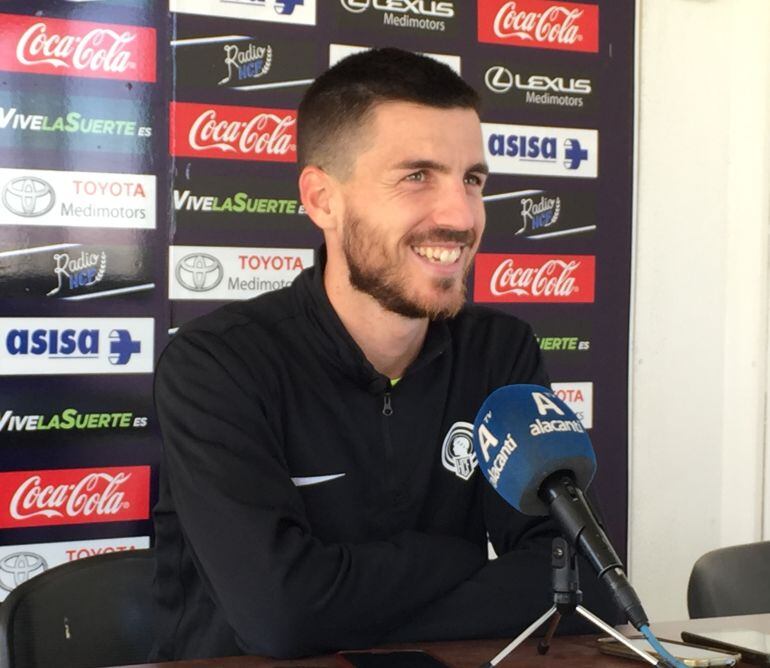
{"left": 176, "top": 253, "right": 224, "bottom": 292}
{"left": 485, "top": 66, "right": 513, "bottom": 94}
{"left": 2, "top": 177, "right": 56, "bottom": 217}
{"left": 0, "top": 552, "right": 48, "bottom": 591}
{"left": 340, "top": 0, "right": 369, "bottom": 13}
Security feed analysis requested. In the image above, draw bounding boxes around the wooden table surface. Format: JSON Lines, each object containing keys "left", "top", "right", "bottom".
{"left": 119, "top": 613, "right": 770, "bottom": 668}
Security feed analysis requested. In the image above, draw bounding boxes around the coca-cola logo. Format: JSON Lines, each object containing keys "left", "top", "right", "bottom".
{"left": 171, "top": 102, "right": 297, "bottom": 163}
{"left": 11, "top": 472, "right": 131, "bottom": 520}
{"left": 493, "top": 2, "right": 583, "bottom": 44}
{"left": 188, "top": 110, "right": 295, "bottom": 155}
{"left": 0, "top": 467, "right": 150, "bottom": 528}
{"left": 17, "top": 23, "right": 137, "bottom": 73}
{"left": 0, "top": 14, "right": 156, "bottom": 82}
{"left": 473, "top": 253, "right": 595, "bottom": 303}
{"left": 491, "top": 258, "right": 579, "bottom": 297}
{"left": 478, "top": 0, "right": 598, "bottom": 53}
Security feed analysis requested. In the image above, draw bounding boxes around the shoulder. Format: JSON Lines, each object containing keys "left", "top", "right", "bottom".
{"left": 158, "top": 286, "right": 300, "bottom": 377}
{"left": 449, "top": 303, "right": 537, "bottom": 344}
{"left": 446, "top": 304, "right": 547, "bottom": 386}
{"left": 176, "top": 286, "right": 297, "bottom": 343}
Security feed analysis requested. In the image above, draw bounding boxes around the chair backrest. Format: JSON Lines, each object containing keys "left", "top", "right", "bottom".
{"left": 0, "top": 548, "right": 155, "bottom": 668}
{"left": 687, "top": 541, "right": 770, "bottom": 618}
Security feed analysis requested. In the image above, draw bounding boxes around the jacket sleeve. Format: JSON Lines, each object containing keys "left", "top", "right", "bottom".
{"left": 384, "top": 324, "right": 622, "bottom": 642}
{"left": 155, "top": 330, "right": 486, "bottom": 658}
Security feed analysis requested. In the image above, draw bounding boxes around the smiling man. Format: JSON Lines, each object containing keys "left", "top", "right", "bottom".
{"left": 152, "top": 48, "right": 617, "bottom": 661}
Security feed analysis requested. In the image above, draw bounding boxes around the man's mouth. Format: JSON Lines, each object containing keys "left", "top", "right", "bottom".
{"left": 412, "top": 245, "right": 463, "bottom": 265}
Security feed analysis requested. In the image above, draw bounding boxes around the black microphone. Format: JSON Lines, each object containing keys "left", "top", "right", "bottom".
{"left": 472, "top": 384, "right": 648, "bottom": 630}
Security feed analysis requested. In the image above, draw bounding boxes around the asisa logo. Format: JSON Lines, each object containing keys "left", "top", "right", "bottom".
{"left": 168, "top": 0, "right": 316, "bottom": 26}
{"left": 0, "top": 318, "right": 153, "bottom": 375}
{"left": 223, "top": 0, "right": 306, "bottom": 15}
{"left": 482, "top": 122, "right": 597, "bottom": 178}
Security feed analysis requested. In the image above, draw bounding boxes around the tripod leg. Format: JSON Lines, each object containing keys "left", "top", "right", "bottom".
{"left": 480, "top": 606, "right": 557, "bottom": 668}
{"left": 536, "top": 612, "right": 561, "bottom": 655}
{"left": 574, "top": 606, "right": 659, "bottom": 666}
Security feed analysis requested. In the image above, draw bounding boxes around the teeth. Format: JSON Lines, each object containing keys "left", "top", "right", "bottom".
{"left": 413, "top": 246, "right": 462, "bottom": 265}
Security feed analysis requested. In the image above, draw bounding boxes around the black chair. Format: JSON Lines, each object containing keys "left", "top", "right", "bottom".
{"left": 687, "top": 541, "right": 770, "bottom": 618}
{"left": 0, "top": 548, "right": 155, "bottom": 668}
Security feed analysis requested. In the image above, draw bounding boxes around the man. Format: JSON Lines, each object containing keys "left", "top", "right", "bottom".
{"left": 152, "top": 48, "right": 617, "bottom": 661}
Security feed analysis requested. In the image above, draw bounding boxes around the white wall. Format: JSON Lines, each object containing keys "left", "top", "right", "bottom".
{"left": 630, "top": 0, "right": 770, "bottom": 621}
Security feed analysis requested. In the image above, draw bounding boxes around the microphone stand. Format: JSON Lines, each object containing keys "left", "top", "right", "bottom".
{"left": 480, "top": 537, "right": 661, "bottom": 668}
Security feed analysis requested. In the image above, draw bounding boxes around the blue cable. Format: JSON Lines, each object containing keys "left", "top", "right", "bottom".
{"left": 639, "top": 624, "right": 689, "bottom": 668}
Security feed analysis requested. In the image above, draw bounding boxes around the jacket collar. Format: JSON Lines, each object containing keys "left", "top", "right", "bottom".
{"left": 293, "top": 246, "right": 451, "bottom": 394}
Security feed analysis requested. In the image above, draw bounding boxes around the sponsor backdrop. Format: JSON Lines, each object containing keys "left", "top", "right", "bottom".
{"left": 0, "top": 0, "right": 635, "bottom": 599}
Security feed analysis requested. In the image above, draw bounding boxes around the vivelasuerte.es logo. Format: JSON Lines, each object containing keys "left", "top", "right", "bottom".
{"left": 0, "top": 167, "right": 156, "bottom": 229}
{"left": 537, "top": 335, "right": 590, "bottom": 351}
{"left": 482, "top": 122, "right": 597, "bottom": 178}
{"left": 0, "top": 106, "right": 152, "bottom": 138}
{"left": 0, "top": 408, "right": 149, "bottom": 433}
{"left": 339, "top": 0, "right": 456, "bottom": 32}
{"left": 174, "top": 189, "right": 304, "bottom": 215}
{"left": 169, "top": 246, "right": 313, "bottom": 300}
{"left": 0, "top": 318, "right": 154, "bottom": 375}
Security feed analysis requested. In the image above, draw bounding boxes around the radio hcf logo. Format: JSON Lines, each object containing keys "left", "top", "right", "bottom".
{"left": 0, "top": 466, "right": 150, "bottom": 529}
{"left": 0, "top": 318, "right": 154, "bottom": 375}
{"left": 478, "top": 0, "right": 599, "bottom": 53}
{"left": 0, "top": 13, "right": 156, "bottom": 82}
{"left": 474, "top": 253, "right": 595, "bottom": 303}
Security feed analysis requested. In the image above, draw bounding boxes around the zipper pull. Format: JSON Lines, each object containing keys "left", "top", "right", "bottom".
{"left": 382, "top": 392, "right": 393, "bottom": 417}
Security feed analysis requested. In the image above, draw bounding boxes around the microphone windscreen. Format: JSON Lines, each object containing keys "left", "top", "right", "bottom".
{"left": 472, "top": 384, "right": 596, "bottom": 516}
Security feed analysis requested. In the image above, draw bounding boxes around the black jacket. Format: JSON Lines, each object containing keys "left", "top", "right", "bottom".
{"left": 151, "top": 257, "right": 619, "bottom": 660}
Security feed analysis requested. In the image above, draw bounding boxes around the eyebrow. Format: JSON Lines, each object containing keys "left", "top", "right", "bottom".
{"left": 393, "top": 159, "right": 490, "bottom": 176}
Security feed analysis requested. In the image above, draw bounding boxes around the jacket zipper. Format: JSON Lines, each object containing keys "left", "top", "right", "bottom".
{"left": 382, "top": 392, "right": 393, "bottom": 416}
{"left": 381, "top": 391, "right": 395, "bottom": 505}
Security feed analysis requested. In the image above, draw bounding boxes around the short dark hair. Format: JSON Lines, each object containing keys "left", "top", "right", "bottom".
{"left": 297, "top": 47, "right": 481, "bottom": 178}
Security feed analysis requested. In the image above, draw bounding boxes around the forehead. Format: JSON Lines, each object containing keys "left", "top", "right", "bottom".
{"left": 358, "top": 101, "right": 484, "bottom": 168}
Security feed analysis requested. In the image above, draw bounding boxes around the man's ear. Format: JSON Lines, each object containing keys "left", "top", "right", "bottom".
{"left": 299, "top": 165, "right": 340, "bottom": 232}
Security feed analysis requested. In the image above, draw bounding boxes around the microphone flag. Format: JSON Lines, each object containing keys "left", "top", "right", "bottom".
{"left": 472, "top": 384, "right": 596, "bottom": 516}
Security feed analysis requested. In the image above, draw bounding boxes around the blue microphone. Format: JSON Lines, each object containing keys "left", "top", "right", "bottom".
{"left": 473, "top": 384, "right": 648, "bottom": 630}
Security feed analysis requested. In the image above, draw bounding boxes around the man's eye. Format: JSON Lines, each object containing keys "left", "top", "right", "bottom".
{"left": 405, "top": 171, "right": 426, "bottom": 182}
{"left": 465, "top": 174, "right": 484, "bottom": 187}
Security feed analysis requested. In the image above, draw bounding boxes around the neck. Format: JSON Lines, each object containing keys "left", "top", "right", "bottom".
{"left": 323, "top": 261, "right": 428, "bottom": 380}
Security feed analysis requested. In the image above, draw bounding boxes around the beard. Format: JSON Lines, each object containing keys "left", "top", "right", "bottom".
{"left": 342, "top": 210, "right": 475, "bottom": 320}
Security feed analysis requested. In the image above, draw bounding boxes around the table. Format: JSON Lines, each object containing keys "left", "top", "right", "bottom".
{"left": 118, "top": 614, "right": 770, "bottom": 668}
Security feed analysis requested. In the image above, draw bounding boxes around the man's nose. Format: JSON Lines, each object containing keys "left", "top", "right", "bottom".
{"left": 432, "top": 180, "right": 477, "bottom": 230}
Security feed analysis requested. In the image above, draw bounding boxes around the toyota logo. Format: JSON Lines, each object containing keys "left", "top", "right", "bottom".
{"left": 2, "top": 177, "right": 56, "bottom": 217}
{"left": 176, "top": 253, "right": 224, "bottom": 292}
{"left": 340, "top": 0, "right": 370, "bottom": 13}
{"left": 484, "top": 66, "right": 514, "bottom": 94}
{"left": 0, "top": 552, "right": 48, "bottom": 591}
